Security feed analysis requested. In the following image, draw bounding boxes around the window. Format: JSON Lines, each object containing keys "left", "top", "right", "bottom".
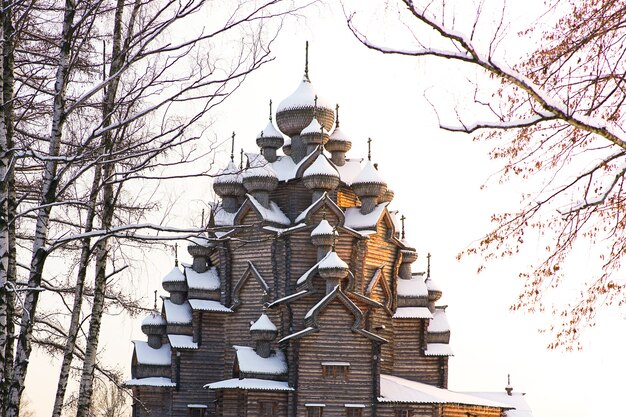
{"left": 394, "top": 409, "right": 412, "bottom": 417}
{"left": 306, "top": 406, "right": 324, "bottom": 417}
{"left": 188, "top": 406, "right": 206, "bottom": 417}
{"left": 345, "top": 407, "right": 363, "bottom": 417}
{"left": 259, "top": 401, "right": 276, "bottom": 417}
{"left": 321, "top": 361, "right": 350, "bottom": 381}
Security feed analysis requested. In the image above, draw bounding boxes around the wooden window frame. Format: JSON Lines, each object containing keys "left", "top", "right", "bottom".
{"left": 321, "top": 363, "right": 350, "bottom": 382}
{"left": 394, "top": 409, "right": 412, "bottom": 417}
{"left": 306, "top": 406, "right": 324, "bottom": 417}
{"left": 259, "top": 401, "right": 277, "bottom": 417}
{"left": 346, "top": 407, "right": 363, "bottom": 417}
{"left": 188, "top": 408, "right": 206, "bottom": 417}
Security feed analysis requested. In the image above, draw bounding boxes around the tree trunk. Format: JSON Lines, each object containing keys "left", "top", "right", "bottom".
{"left": 6, "top": 1, "right": 76, "bottom": 416}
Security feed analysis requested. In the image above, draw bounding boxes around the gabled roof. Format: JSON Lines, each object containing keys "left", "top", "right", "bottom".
{"left": 132, "top": 341, "right": 171, "bottom": 366}
{"left": 231, "top": 261, "right": 270, "bottom": 310}
{"left": 234, "top": 194, "right": 291, "bottom": 227}
{"left": 125, "top": 377, "right": 176, "bottom": 388}
{"left": 168, "top": 335, "right": 198, "bottom": 350}
{"left": 295, "top": 192, "right": 345, "bottom": 225}
{"left": 185, "top": 266, "right": 220, "bottom": 291}
{"left": 279, "top": 285, "right": 387, "bottom": 345}
{"left": 344, "top": 202, "right": 390, "bottom": 231}
{"left": 234, "top": 345, "right": 287, "bottom": 375}
{"left": 163, "top": 299, "right": 193, "bottom": 324}
{"left": 365, "top": 266, "right": 393, "bottom": 314}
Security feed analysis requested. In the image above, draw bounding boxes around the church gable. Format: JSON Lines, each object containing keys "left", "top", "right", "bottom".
{"left": 231, "top": 261, "right": 270, "bottom": 310}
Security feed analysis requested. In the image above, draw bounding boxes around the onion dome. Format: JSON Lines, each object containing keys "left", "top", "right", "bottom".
{"left": 318, "top": 250, "right": 350, "bottom": 280}
{"left": 379, "top": 188, "right": 395, "bottom": 203}
{"left": 250, "top": 313, "right": 277, "bottom": 358}
{"left": 213, "top": 161, "right": 245, "bottom": 199}
{"left": 325, "top": 105, "right": 352, "bottom": 166}
{"left": 311, "top": 219, "right": 334, "bottom": 244}
{"left": 282, "top": 137, "right": 292, "bottom": 156}
{"left": 242, "top": 153, "right": 278, "bottom": 208}
{"left": 302, "top": 154, "right": 339, "bottom": 199}
{"left": 257, "top": 101, "right": 284, "bottom": 163}
{"left": 161, "top": 266, "right": 187, "bottom": 304}
{"left": 142, "top": 311, "right": 167, "bottom": 349}
{"left": 275, "top": 80, "right": 335, "bottom": 137}
{"left": 300, "top": 116, "right": 330, "bottom": 154}
{"left": 352, "top": 161, "right": 387, "bottom": 214}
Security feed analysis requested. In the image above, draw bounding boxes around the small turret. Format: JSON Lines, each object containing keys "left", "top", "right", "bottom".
{"left": 250, "top": 313, "right": 277, "bottom": 359}
{"left": 302, "top": 153, "right": 340, "bottom": 202}
{"left": 256, "top": 100, "right": 284, "bottom": 163}
{"left": 352, "top": 160, "right": 387, "bottom": 215}
{"left": 242, "top": 154, "right": 278, "bottom": 209}
{"left": 325, "top": 104, "right": 352, "bottom": 166}
{"left": 213, "top": 134, "right": 245, "bottom": 213}
{"left": 505, "top": 374, "right": 514, "bottom": 396}
{"left": 142, "top": 292, "right": 167, "bottom": 349}
{"left": 318, "top": 231, "right": 349, "bottom": 293}
{"left": 300, "top": 97, "right": 330, "bottom": 155}
{"left": 425, "top": 253, "right": 442, "bottom": 313}
{"left": 310, "top": 218, "right": 334, "bottom": 261}
{"left": 162, "top": 250, "right": 187, "bottom": 305}
{"left": 187, "top": 233, "right": 213, "bottom": 273}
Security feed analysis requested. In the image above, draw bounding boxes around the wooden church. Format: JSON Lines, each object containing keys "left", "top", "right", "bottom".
{"left": 126, "top": 51, "right": 533, "bottom": 417}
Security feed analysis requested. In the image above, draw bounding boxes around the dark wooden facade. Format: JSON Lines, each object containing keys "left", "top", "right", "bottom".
{"left": 127, "top": 70, "right": 522, "bottom": 417}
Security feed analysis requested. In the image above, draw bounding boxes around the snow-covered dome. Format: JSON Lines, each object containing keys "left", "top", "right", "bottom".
{"left": 142, "top": 312, "right": 166, "bottom": 328}
{"left": 351, "top": 161, "right": 388, "bottom": 207}
{"left": 213, "top": 161, "right": 245, "bottom": 200}
{"left": 256, "top": 121, "right": 284, "bottom": 152}
{"left": 301, "top": 117, "right": 324, "bottom": 136}
{"left": 243, "top": 153, "right": 278, "bottom": 180}
{"left": 275, "top": 79, "right": 335, "bottom": 136}
{"left": 162, "top": 266, "right": 185, "bottom": 284}
{"left": 302, "top": 154, "right": 340, "bottom": 194}
{"left": 311, "top": 219, "right": 334, "bottom": 237}
{"left": 319, "top": 251, "right": 349, "bottom": 271}
{"left": 250, "top": 313, "right": 277, "bottom": 332}
{"left": 353, "top": 161, "right": 386, "bottom": 186}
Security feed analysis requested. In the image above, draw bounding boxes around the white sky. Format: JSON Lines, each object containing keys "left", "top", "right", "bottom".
{"left": 22, "top": 2, "right": 626, "bottom": 417}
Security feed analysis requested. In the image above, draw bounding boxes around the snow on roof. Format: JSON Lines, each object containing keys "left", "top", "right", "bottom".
{"left": 464, "top": 392, "right": 533, "bottom": 417}
{"left": 329, "top": 126, "right": 349, "bottom": 142}
{"left": 125, "top": 377, "right": 176, "bottom": 387}
{"left": 163, "top": 299, "right": 193, "bottom": 324}
{"left": 247, "top": 194, "right": 291, "bottom": 226}
{"left": 205, "top": 378, "right": 293, "bottom": 391}
{"left": 428, "top": 309, "right": 450, "bottom": 333}
{"left": 303, "top": 154, "right": 339, "bottom": 178}
{"left": 353, "top": 161, "right": 385, "bottom": 185}
{"left": 294, "top": 192, "right": 333, "bottom": 223}
{"left": 168, "top": 334, "right": 199, "bottom": 350}
{"left": 301, "top": 117, "right": 324, "bottom": 135}
{"left": 188, "top": 404, "right": 208, "bottom": 409}
{"left": 214, "top": 161, "right": 242, "bottom": 184}
{"left": 244, "top": 153, "right": 277, "bottom": 179}
{"left": 424, "top": 343, "right": 454, "bottom": 356}
{"left": 142, "top": 312, "right": 166, "bottom": 327}
{"left": 277, "top": 79, "right": 333, "bottom": 112}
{"left": 271, "top": 156, "right": 297, "bottom": 181}
{"left": 234, "top": 345, "right": 287, "bottom": 375}
{"left": 263, "top": 223, "right": 307, "bottom": 236}
{"left": 188, "top": 234, "right": 212, "bottom": 247}
{"left": 392, "top": 307, "right": 433, "bottom": 319}
{"left": 318, "top": 251, "right": 348, "bottom": 270}
{"left": 133, "top": 341, "right": 171, "bottom": 366}
{"left": 213, "top": 204, "right": 236, "bottom": 226}
{"left": 379, "top": 375, "right": 510, "bottom": 407}
{"left": 344, "top": 202, "right": 389, "bottom": 230}
{"left": 250, "top": 314, "right": 277, "bottom": 332}
{"left": 426, "top": 277, "right": 442, "bottom": 292}
{"left": 185, "top": 266, "right": 220, "bottom": 291}
{"left": 311, "top": 219, "right": 334, "bottom": 236}
{"left": 335, "top": 159, "right": 363, "bottom": 185}
{"left": 396, "top": 276, "right": 428, "bottom": 298}
{"left": 304, "top": 285, "right": 340, "bottom": 319}
{"left": 268, "top": 290, "right": 308, "bottom": 307}
{"left": 188, "top": 299, "right": 232, "bottom": 313}
{"left": 296, "top": 261, "right": 320, "bottom": 285}
{"left": 162, "top": 266, "right": 185, "bottom": 283}
{"left": 257, "top": 120, "right": 283, "bottom": 139}
{"left": 278, "top": 326, "right": 316, "bottom": 343}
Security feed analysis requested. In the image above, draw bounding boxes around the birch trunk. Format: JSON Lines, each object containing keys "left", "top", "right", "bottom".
{"left": 1, "top": 0, "right": 17, "bottom": 412}
{"left": 6, "top": 1, "right": 76, "bottom": 416}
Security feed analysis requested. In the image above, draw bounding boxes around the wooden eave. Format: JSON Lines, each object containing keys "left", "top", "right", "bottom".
{"left": 294, "top": 147, "right": 324, "bottom": 178}
{"left": 365, "top": 265, "right": 394, "bottom": 315}
{"left": 231, "top": 261, "right": 271, "bottom": 310}
{"left": 296, "top": 192, "right": 345, "bottom": 226}
{"left": 233, "top": 196, "right": 291, "bottom": 229}
{"left": 267, "top": 289, "right": 310, "bottom": 309}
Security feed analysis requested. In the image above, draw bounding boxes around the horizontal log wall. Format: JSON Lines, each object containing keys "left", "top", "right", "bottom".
{"left": 442, "top": 404, "right": 502, "bottom": 417}
{"left": 133, "top": 387, "right": 172, "bottom": 417}
{"left": 272, "top": 181, "right": 313, "bottom": 222}
{"left": 392, "top": 319, "right": 445, "bottom": 387}
{"left": 245, "top": 391, "right": 289, "bottom": 417}
{"left": 376, "top": 403, "right": 438, "bottom": 417}
{"left": 297, "top": 301, "right": 375, "bottom": 417}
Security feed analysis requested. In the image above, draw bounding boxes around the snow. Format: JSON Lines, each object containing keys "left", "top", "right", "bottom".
{"left": 425, "top": 277, "right": 442, "bottom": 292}
{"left": 188, "top": 234, "right": 211, "bottom": 247}
{"left": 162, "top": 266, "right": 185, "bottom": 283}
{"left": 464, "top": 392, "right": 533, "bottom": 417}
{"left": 187, "top": 405, "right": 208, "bottom": 409}
{"left": 271, "top": 156, "right": 297, "bottom": 181}
{"left": 132, "top": 341, "right": 171, "bottom": 365}
{"left": 305, "top": 286, "right": 339, "bottom": 319}
{"left": 168, "top": 334, "right": 199, "bottom": 349}
{"left": 428, "top": 309, "right": 450, "bottom": 333}
{"left": 142, "top": 312, "right": 166, "bottom": 327}
{"left": 353, "top": 161, "right": 385, "bottom": 185}
{"left": 250, "top": 314, "right": 277, "bottom": 331}
{"left": 257, "top": 120, "right": 284, "bottom": 139}
{"left": 125, "top": 377, "right": 176, "bottom": 387}
{"left": 204, "top": 378, "right": 293, "bottom": 391}
{"left": 392, "top": 307, "right": 433, "bottom": 319}
{"left": 321, "top": 361, "right": 350, "bottom": 366}
{"left": 424, "top": 343, "right": 454, "bottom": 356}
{"left": 344, "top": 404, "right": 365, "bottom": 408}
{"left": 247, "top": 194, "right": 291, "bottom": 226}
{"left": 279, "top": 326, "right": 316, "bottom": 343}
{"left": 295, "top": 192, "right": 328, "bottom": 223}
{"left": 305, "top": 404, "right": 326, "bottom": 407}
{"left": 188, "top": 299, "right": 232, "bottom": 313}
{"left": 344, "top": 202, "right": 389, "bottom": 230}
{"left": 163, "top": 299, "right": 193, "bottom": 324}
{"left": 263, "top": 223, "right": 307, "bottom": 235}
{"left": 234, "top": 345, "right": 287, "bottom": 375}
{"left": 396, "top": 276, "right": 428, "bottom": 298}
{"left": 185, "top": 266, "right": 220, "bottom": 290}
{"left": 311, "top": 219, "right": 334, "bottom": 237}
{"left": 335, "top": 159, "right": 363, "bottom": 185}
{"left": 214, "top": 161, "right": 242, "bottom": 184}
{"left": 379, "top": 375, "right": 510, "bottom": 407}
{"left": 214, "top": 208, "right": 236, "bottom": 227}
{"left": 301, "top": 117, "right": 324, "bottom": 136}
{"left": 318, "top": 251, "right": 349, "bottom": 270}
{"left": 276, "top": 79, "right": 333, "bottom": 112}
{"left": 329, "top": 126, "right": 349, "bottom": 142}
{"left": 268, "top": 290, "right": 308, "bottom": 307}
{"left": 244, "top": 153, "right": 277, "bottom": 179}
{"left": 296, "top": 262, "right": 320, "bottom": 285}
{"left": 303, "top": 154, "right": 339, "bottom": 177}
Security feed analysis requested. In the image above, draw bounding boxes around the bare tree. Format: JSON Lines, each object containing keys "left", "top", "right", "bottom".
{"left": 0, "top": 0, "right": 315, "bottom": 415}
{"left": 346, "top": 0, "right": 626, "bottom": 348}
